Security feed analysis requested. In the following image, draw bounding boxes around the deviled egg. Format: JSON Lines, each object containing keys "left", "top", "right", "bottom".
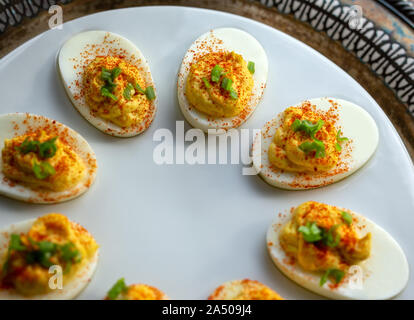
{"left": 105, "top": 278, "right": 169, "bottom": 300}
{"left": 267, "top": 201, "right": 409, "bottom": 299}
{"left": 0, "top": 213, "right": 99, "bottom": 299}
{"left": 208, "top": 279, "right": 283, "bottom": 300}
{"left": 58, "top": 30, "right": 157, "bottom": 137}
{"left": 177, "top": 28, "right": 268, "bottom": 132}
{"left": 252, "top": 97, "right": 379, "bottom": 190}
{"left": 0, "top": 113, "right": 97, "bottom": 204}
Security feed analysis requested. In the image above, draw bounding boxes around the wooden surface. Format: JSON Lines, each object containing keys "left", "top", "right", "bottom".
{"left": 1, "top": 0, "right": 413, "bottom": 160}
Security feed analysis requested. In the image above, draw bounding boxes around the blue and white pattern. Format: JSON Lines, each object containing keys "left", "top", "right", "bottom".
{"left": 0, "top": 0, "right": 413, "bottom": 115}
{"left": 257, "top": 0, "right": 414, "bottom": 115}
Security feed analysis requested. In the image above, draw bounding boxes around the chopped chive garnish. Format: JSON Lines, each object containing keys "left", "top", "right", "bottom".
{"left": 299, "top": 221, "right": 342, "bottom": 248}
{"left": 220, "top": 77, "right": 238, "bottom": 100}
{"left": 16, "top": 136, "right": 58, "bottom": 162}
{"left": 229, "top": 88, "right": 238, "bottom": 99}
{"left": 111, "top": 67, "right": 122, "bottom": 80}
{"left": 320, "top": 268, "right": 345, "bottom": 286}
{"left": 211, "top": 65, "right": 225, "bottom": 82}
{"left": 298, "top": 222, "right": 323, "bottom": 243}
{"left": 38, "top": 137, "right": 58, "bottom": 159}
{"left": 2, "top": 234, "right": 27, "bottom": 273}
{"left": 341, "top": 211, "right": 353, "bottom": 225}
{"left": 335, "top": 129, "right": 348, "bottom": 152}
{"left": 15, "top": 138, "right": 39, "bottom": 154}
{"left": 221, "top": 77, "right": 233, "bottom": 91}
{"left": 107, "top": 278, "right": 128, "bottom": 300}
{"left": 134, "top": 83, "right": 155, "bottom": 101}
{"left": 100, "top": 68, "right": 112, "bottom": 82}
{"left": 100, "top": 67, "right": 122, "bottom": 100}
{"left": 299, "top": 139, "right": 326, "bottom": 158}
{"left": 335, "top": 143, "right": 342, "bottom": 152}
{"left": 202, "top": 77, "right": 211, "bottom": 89}
{"left": 145, "top": 86, "right": 156, "bottom": 101}
{"left": 336, "top": 129, "right": 348, "bottom": 142}
{"left": 3, "top": 236, "right": 82, "bottom": 275}
{"left": 10, "top": 234, "right": 26, "bottom": 251}
{"left": 33, "top": 161, "right": 55, "bottom": 180}
{"left": 134, "top": 83, "right": 146, "bottom": 94}
{"left": 60, "top": 242, "right": 81, "bottom": 273}
{"left": 247, "top": 61, "right": 255, "bottom": 74}
{"left": 123, "top": 83, "right": 134, "bottom": 100}
{"left": 291, "top": 119, "right": 324, "bottom": 138}
{"left": 101, "top": 87, "right": 118, "bottom": 101}
{"left": 323, "top": 224, "right": 341, "bottom": 248}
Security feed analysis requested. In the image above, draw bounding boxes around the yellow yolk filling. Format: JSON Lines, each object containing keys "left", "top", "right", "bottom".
{"left": 208, "top": 279, "right": 283, "bottom": 300}
{"left": 83, "top": 56, "right": 151, "bottom": 128}
{"left": 268, "top": 106, "right": 341, "bottom": 173}
{"left": 0, "top": 213, "right": 98, "bottom": 296}
{"left": 279, "top": 201, "right": 371, "bottom": 274}
{"left": 186, "top": 51, "right": 253, "bottom": 117}
{"left": 2, "top": 131, "right": 85, "bottom": 192}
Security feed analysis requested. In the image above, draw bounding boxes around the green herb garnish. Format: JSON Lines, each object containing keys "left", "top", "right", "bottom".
{"left": 323, "top": 224, "right": 341, "bottom": 248}
{"left": 298, "top": 222, "right": 323, "bottom": 243}
{"left": 336, "top": 129, "right": 348, "bottom": 142}
{"left": 335, "top": 129, "right": 348, "bottom": 151}
{"left": 320, "top": 268, "right": 345, "bottom": 286}
{"left": 101, "top": 67, "right": 121, "bottom": 83}
{"left": 145, "top": 86, "right": 156, "bottom": 101}
{"left": 2, "top": 234, "right": 27, "bottom": 273}
{"left": 60, "top": 242, "right": 82, "bottom": 273}
{"left": 3, "top": 236, "right": 81, "bottom": 275}
{"left": 38, "top": 137, "right": 58, "bottom": 159}
{"left": 229, "top": 88, "right": 238, "bottom": 99}
{"left": 16, "top": 137, "right": 58, "bottom": 160}
{"left": 202, "top": 77, "right": 211, "bottom": 89}
{"left": 247, "top": 61, "right": 255, "bottom": 74}
{"left": 341, "top": 211, "right": 353, "bottom": 225}
{"left": 299, "top": 222, "right": 341, "bottom": 248}
{"left": 101, "top": 87, "right": 118, "bottom": 101}
{"left": 100, "top": 67, "right": 121, "bottom": 101}
{"left": 221, "top": 77, "right": 233, "bottom": 91}
{"left": 100, "top": 68, "right": 112, "bottom": 82}
{"left": 292, "top": 119, "right": 325, "bottom": 158}
{"left": 38, "top": 241, "right": 57, "bottom": 253}
{"left": 134, "top": 83, "right": 146, "bottom": 94}
{"left": 291, "top": 119, "right": 324, "bottom": 138}
{"left": 25, "top": 238, "right": 57, "bottom": 268}
{"left": 10, "top": 234, "right": 27, "bottom": 251}
{"left": 335, "top": 143, "right": 342, "bottom": 151}
{"left": 123, "top": 83, "right": 134, "bottom": 100}
{"left": 32, "top": 161, "right": 56, "bottom": 180}
{"left": 211, "top": 65, "right": 226, "bottom": 82}
{"left": 299, "top": 139, "right": 326, "bottom": 158}
{"left": 221, "top": 77, "right": 238, "bottom": 100}
{"left": 111, "top": 67, "right": 122, "bottom": 79}
{"left": 107, "top": 278, "right": 128, "bottom": 300}
{"left": 16, "top": 138, "right": 39, "bottom": 154}
{"left": 134, "top": 83, "right": 156, "bottom": 101}
{"left": 60, "top": 243, "right": 81, "bottom": 263}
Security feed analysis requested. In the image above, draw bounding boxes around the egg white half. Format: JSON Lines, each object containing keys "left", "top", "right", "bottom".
{"left": 0, "top": 218, "right": 98, "bottom": 300}
{"left": 252, "top": 97, "right": 379, "bottom": 190}
{"left": 0, "top": 113, "right": 97, "bottom": 204}
{"left": 177, "top": 28, "right": 268, "bottom": 132}
{"left": 266, "top": 208, "right": 409, "bottom": 300}
{"left": 58, "top": 30, "right": 157, "bottom": 137}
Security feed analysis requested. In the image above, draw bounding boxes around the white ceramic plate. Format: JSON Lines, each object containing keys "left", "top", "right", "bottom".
{"left": 0, "top": 6, "right": 413, "bottom": 299}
